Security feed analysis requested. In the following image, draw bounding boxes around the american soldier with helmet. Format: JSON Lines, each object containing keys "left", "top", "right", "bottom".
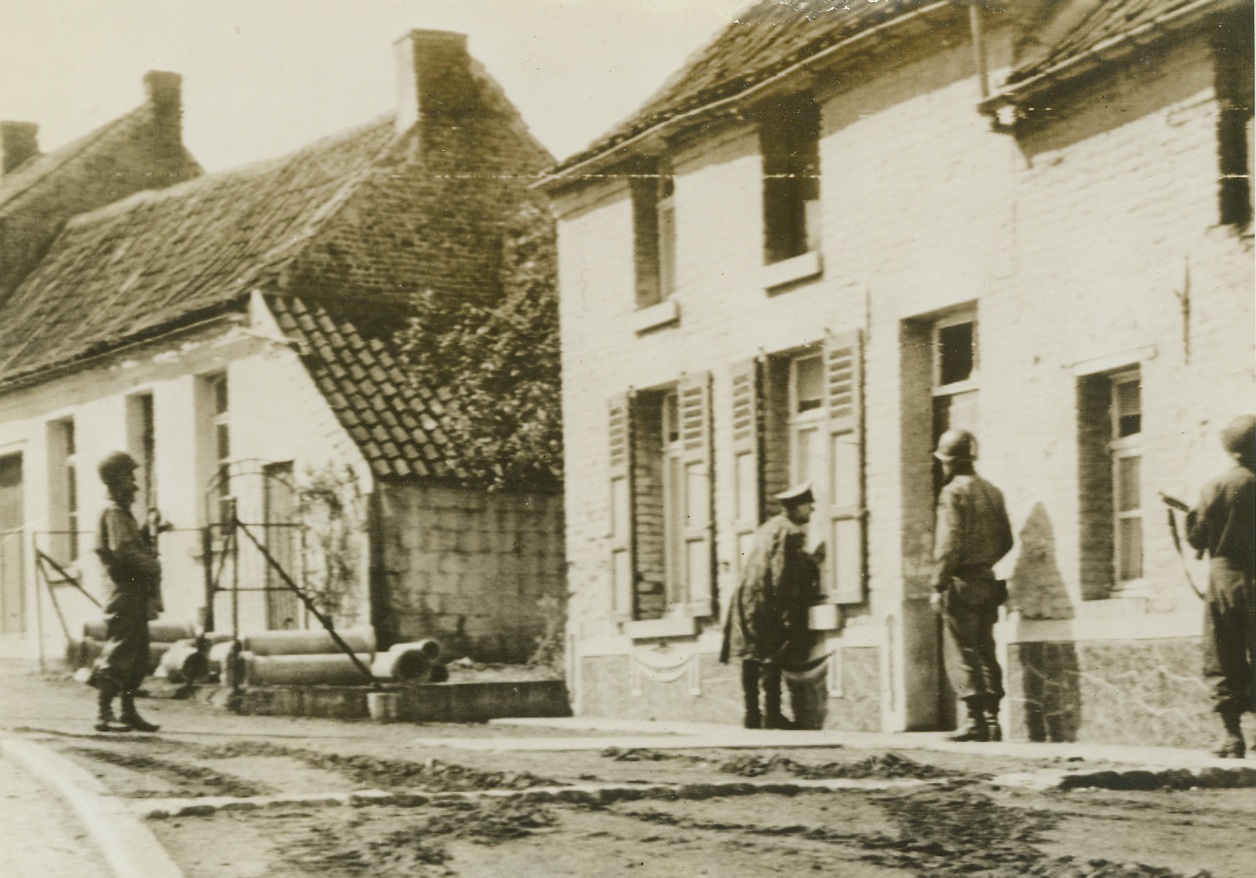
{"left": 929, "top": 429, "right": 1014, "bottom": 743}
{"left": 89, "top": 450, "right": 162, "bottom": 733}
{"left": 1186, "top": 415, "right": 1256, "bottom": 758}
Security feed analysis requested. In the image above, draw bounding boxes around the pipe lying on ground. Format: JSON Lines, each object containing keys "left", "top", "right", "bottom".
{"left": 242, "top": 653, "right": 375, "bottom": 686}
{"left": 240, "top": 627, "right": 376, "bottom": 657}
{"left": 370, "top": 640, "right": 443, "bottom": 682}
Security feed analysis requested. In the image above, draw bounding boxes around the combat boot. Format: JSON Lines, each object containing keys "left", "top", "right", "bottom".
{"left": 94, "top": 682, "right": 127, "bottom": 733}
{"left": 741, "top": 663, "right": 762, "bottom": 729}
{"left": 984, "top": 699, "right": 1003, "bottom": 742}
{"left": 948, "top": 702, "right": 989, "bottom": 742}
{"left": 119, "top": 692, "right": 160, "bottom": 733}
{"left": 761, "top": 670, "right": 798, "bottom": 730}
{"left": 1211, "top": 712, "right": 1245, "bottom": 759}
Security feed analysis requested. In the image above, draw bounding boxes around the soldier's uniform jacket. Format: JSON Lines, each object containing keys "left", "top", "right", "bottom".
{"left": 1187, "top": 464, "right": 1256, "bottom": 573}
{"left": 721, "top": 513, "right": 822, "bottom": 665}
{"left": 97, "top": 504, "right": 162, "bottom": 616}
{"left": 932, "top": 472, "right": 1013, "bottom": 589}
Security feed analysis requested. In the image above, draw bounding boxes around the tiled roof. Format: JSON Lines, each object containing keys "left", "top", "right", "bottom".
{"left": 267, "top": 294, "right": 463, "bottom": 481}
{"left": 550, "top": 0, "right": 1232, "bottom": 177}
{"left": 0, "top": 116, "right": 397, "bottom": 383}
{"left": 0, "top": 106, "right": 199, "bottom": 213}
{"left": 549, "top": 0, "right": 941, "bottom": 175}
{"left": 1005, "top": 0, "right": 1232, "bottom": 86}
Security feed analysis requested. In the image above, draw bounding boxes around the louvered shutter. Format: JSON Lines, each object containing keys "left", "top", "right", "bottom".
{"left": 824, "top": 330, "right": 866, "bottom": 604}
{"left": 729, "top": 358, "right": 762, "bottom": 590}
{"left": 608, "top": 393, "right": 635, "bottom": 620}
{"left": 678, "top": 372, "right": 715, "bottom": 617}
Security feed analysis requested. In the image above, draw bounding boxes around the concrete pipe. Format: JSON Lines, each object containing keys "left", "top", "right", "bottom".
{"left": 370, "top": 644, "right": 434, "bottom": 682}
{"left": 240, "top": 627, "right": 376, "bottom": 657}
{"left": 82, "top": 621, "right": 194, "bottom": 643}
{"left": 158, "top": 640, "right": 209, "bottom": 684}
{"left": 206, "top": 640, "right": 241, "bottom": 682}
{"left": 242, "top": 653, "right": 375, "bottom": 687}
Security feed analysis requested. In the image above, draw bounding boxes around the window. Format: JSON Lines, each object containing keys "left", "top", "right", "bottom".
{"left": 760, "top": 92, "right": 821, "bottom": 264}
{"left": 46, "top": 418, "right": 78, "bottom": 563}
{"left": 126, "top": 393, "right": 156, "bottom": 519}
{"left": 607, "top": 373, "right": 713, "bottom": 623}
{"left": 1214, "top": 12, "right": 1254, "bottom": 227}
{"left": 932, "top": 314, "right": 979, "bottom": 483}
{"left": 201, "top": 373, "right": 231, "bottom": 524}
{"left": 1109, "top": 372, "right": 1143, "bottom": 584}
{"left": 754, "top": 331, "right": 865, "bottom": 603}
{"left": 630, "top": 158, "right": 677, "bottom": 307}
{"left": 1077, "top": 367, "right": 1143, "bottom": 596}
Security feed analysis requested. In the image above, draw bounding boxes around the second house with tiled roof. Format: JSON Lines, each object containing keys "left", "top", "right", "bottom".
{"left": 0, "top": 30, "right": 565, "bottom": 668}
{"left": 540, "top": 0, "right": 1253, "bottom": 745}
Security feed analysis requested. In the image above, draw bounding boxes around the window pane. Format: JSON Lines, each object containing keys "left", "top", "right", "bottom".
{"left": 938, "top": 322, "right": 975, "bottom": 385}
{"left": 1114, "top": 378, "right": 1141, "bottom": 437}
{"left": 213, "top": 376, "right": 228, "bottom": 415}
{"left": 216, "top": 423, "right": 231, "bottom": 460}
{"left": 795, "top": 356, "right": 822, "bottom": 413}
{"left": 833, "top": 518, "right": 861, "bottom": 597}
{"left": 1116, "top": 456, "right": 1141, "bottom": 512}
{"left": 1118, "top": 517, "right": 1143, "bottom": 581}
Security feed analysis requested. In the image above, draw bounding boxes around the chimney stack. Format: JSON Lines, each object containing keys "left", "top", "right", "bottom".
{"left": 143, "top": 70, "right": 183, "bottom": 153}
{"left": 0, "top": 121, "right": 39, "bottom": 174}
{"left": 393, "top": 29, "right": 477, "bottom": 136}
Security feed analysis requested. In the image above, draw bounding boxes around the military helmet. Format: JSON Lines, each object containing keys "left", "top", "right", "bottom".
{"left": 1222, "top": 415, "right": 1256, "bottom": 458}
{"left": 933, "top": 428, "right": 978, "bottom": 462}
{"left": 97, "top": 450, "right": 139, "bottom": 485}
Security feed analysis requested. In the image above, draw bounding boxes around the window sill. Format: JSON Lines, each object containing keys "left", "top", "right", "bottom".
{"left": 631, "top": 297, "right": 680, "bottom": 334}
{"left": 624, "top": 615, "right": 699, "bottom": 641}
{"left": 808, "top": 602, "right": 845, "bottom": 631}
{"left": 763, "top": 250, "right": 822, "bottom": 293}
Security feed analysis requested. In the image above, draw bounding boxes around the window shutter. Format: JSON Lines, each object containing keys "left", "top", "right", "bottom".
{"left": 608, "top": 392, "right": 635, "bottom": 620}
{"left": 679, "top": 371, "right": 715, "bottom": 617}
{"left": 729, "top": 358, "right": 762, "bottom": 591}
{"left": 824, "top": 330, "right": 866, "bottom": 604}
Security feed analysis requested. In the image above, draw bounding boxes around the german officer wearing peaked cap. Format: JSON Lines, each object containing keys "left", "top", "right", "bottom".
{"left": 721, "top": 482, "right": 825, "bottom": 730}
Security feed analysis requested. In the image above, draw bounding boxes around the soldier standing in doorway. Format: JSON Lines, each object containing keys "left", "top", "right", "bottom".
{"left": 721, "top": 483, "right": 825, "bottom": 730}
{"left": 1186, "top": 415, "right": 1256, "bottom": 758}
{"left": 89, "top": 451, "right": 162, "bottom": 733}
{"left": 929, "top": 429, "right": 1013, "bottom": 742}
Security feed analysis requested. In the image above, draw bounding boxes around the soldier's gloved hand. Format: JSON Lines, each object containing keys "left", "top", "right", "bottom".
{"left": 929, "top": 591, "right": 943, "bottom": 615}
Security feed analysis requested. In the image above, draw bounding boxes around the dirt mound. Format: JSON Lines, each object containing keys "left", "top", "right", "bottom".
{"left": 718, "top": 751, "right": 963, "bottom": 781}
{"left": 67, "top": 746, "right": 270, "bottom": 798}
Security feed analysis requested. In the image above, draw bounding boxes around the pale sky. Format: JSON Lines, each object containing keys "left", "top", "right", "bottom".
{"left": 0, "top": 0, "right": 751, "bottom": 172}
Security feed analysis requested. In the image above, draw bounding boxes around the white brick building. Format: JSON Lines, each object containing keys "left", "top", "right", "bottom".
{"left": 541, "top": 0, "right": 1254, "bottom": 745}
{"left": 0, "top": 30, "right": 565, "bottom": 668}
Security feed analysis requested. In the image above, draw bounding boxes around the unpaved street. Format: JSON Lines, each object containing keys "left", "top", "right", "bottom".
{"left": 4, "top": 669, "right": 1253, "bottom": 878}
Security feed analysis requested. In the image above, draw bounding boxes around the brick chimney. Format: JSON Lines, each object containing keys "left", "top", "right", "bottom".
{"left": 0, "top": 121, "right": 39, "bottom": 174}
{"left": 393, "top": 29, "right": 477, "bottom": 136}
{"left": 143, "top": 70, "right": 183, "bottom": 154}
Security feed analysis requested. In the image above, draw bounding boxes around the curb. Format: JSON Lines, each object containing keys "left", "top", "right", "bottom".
{"left": 0, "top": 736, "right": 184, "bottom": 878}
{"left": 135, "top": 775, "right": 940, "bottom": 819}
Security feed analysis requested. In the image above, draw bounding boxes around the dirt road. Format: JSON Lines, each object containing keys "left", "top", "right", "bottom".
{"left": 4, "top": 669, "right": 1249, "bottom": 877}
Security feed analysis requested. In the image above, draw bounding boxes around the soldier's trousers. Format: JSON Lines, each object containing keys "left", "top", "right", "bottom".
{"left": 1203, "top": 558, "right": 1255, "bottom": 716}
{"left": 942, "top": 573, "right": 1005, "bottom": 708}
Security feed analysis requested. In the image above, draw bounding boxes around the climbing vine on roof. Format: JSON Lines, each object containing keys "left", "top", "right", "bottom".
{"left": 398, "top": 198, "right": 562, "bottom": 492}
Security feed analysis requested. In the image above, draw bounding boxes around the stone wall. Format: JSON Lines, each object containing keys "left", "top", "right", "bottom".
{"left": 377, "top": 482, "right": 565, "bottom": 663}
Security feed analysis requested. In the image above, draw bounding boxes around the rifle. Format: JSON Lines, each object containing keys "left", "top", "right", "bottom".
{"left": 1159, "top": 492, "right": 1203, "bottom": 600}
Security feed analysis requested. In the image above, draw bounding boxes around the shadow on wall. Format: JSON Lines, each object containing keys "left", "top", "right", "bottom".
{"left": 1011, "top": 503, "right": 1081, "bottom": 742}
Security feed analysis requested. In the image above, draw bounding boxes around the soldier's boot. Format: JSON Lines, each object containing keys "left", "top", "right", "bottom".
{"left": 740, "top": 663, "right": 762, "bottom": 730}
{"left": 761, "top": 670, "right": 797, "bottom": 730}
{"left": 984, "top": 699, "right": 1003, "bottom": 742}
{"left": 948, "top": 701, "right": 990, "bottom": 742}
{"left": 119, "top": 691, "right": 160, "bottom": 733}
{"left": 1211, "top": 711, "right": 1245, "bottom": 759}
{"left": 94, "top": 682, "right": 126, "bottom": 733}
